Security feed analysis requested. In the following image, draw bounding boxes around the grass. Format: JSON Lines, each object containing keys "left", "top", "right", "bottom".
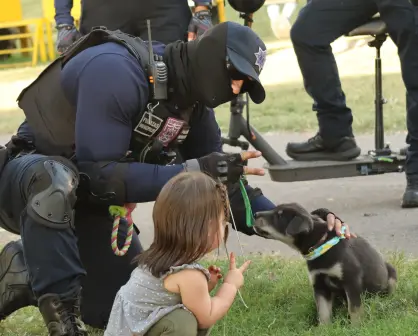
{"left": 1, "top": 253, "right": 417, "bottom": 335}
{"left": 0, "top": 71, "right": 406, "bottom": 135}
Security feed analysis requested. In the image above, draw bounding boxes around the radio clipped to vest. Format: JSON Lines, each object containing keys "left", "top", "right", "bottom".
{"left": 146, "top": 20, "right": 168, "bottom": 102}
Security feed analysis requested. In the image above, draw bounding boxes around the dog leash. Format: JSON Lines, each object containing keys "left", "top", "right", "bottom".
{"left": 239, "top": 177, "right": 255, "bottom": 228}
{"left": 222, "top": 177, "right": 254, "bottom": 310}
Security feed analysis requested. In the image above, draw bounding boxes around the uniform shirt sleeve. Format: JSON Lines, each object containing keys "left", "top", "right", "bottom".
{"left": 54, "top": 0, "right": 74, "bottom": 26}
{"left": 61, "top": 51, "right": 183, "bottom": 204}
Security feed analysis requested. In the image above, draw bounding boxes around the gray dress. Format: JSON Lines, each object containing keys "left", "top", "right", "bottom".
{"left": 104, "top": 263, "right": 211, "bottom": 336}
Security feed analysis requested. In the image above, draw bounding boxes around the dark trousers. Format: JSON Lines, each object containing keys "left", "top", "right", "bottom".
{"left": 291, "top": 0, "right": 418, "bottom": 175}
{"left": 79, "top": 0, "right": 192, "bottom": 44}
{"left": 0, "top": 110, "right": 275, "bottom": 329}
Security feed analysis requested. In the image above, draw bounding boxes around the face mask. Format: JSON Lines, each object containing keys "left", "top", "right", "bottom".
{"left": 163, "top": 22, "right": 267, "bottom": 109}
{"left": 189, "top": 24, "right": 236, "bottom": 108}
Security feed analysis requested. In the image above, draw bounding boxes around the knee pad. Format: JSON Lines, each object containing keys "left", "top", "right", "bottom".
{"left": 27, "top": 159, "right": 79, "bottom": 229}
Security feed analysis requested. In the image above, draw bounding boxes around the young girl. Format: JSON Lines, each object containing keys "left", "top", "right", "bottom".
{"left": 104, "top": 171, "right": 251, "bottom": 336}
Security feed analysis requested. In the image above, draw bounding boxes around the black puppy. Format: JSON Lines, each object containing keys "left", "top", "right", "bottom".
{"left": 253, "top": 203, "right": 397, "bottom": 325}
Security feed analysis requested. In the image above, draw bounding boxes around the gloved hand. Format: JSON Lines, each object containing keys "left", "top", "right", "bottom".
{"left": 56, "top": 24, "right": 82, "bottom": 54}
{"left": 187, "top": 9, "right": 213, "bottom": 41}
{"left": 311, "top": 208, "right": 354, "bottom": 239}
{"left": 183, "top": 150, "right": 265, "bottom": 184}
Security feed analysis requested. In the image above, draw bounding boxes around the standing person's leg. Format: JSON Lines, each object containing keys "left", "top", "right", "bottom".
{"left": 374, "top": 0, "right": 418, "bottom": 207}
{"left": 75, "top": 203, "right": 143, "bottom": 329}
{"left": 0, "top": 154, "right": 87, "bottom": 335}
{"left": 286, "top": 0, "right": 377, "bottom": 161}
{"left": 135, "top": 0, "right": 192, "bottom": 44}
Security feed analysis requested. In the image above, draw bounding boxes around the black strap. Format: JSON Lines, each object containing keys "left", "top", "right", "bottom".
{"left": 62, "top": 27, "right": 150, "bottom": 71}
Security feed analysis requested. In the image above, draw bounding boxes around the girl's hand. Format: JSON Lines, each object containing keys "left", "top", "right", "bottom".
{"left": 224, "top": 253, "right": 251, "bottom": 290}
{"left": 208, "top": 265, "right": 222, "bottom": 292}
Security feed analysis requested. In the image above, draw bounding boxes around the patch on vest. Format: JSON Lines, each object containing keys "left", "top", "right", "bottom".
{"left": 134, "top": 112, "right": 163, "bottom": 138}
{"left": 157, "top": 117, "right": 185, "bottom": 146}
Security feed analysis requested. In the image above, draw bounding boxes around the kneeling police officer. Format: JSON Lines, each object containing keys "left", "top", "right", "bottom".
{"left": 0, "top": 21, "right": 276, "bottom": 335}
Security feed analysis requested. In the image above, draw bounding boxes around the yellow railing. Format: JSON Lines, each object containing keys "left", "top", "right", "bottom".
{"left": 0, "top": 0, "right": 47, "bottom": 68}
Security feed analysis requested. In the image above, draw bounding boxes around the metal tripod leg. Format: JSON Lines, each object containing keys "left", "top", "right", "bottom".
{"left": 221, "top": 93, "right": 287, "bottom": 165}
{"left": 368, "top": 33, "right": 388, "bottom": 153}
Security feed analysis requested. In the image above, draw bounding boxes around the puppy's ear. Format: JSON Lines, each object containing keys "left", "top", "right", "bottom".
{"left": 276, "top": 203, "right": 314, "bottom": 236}
{"left": 285, "top": 216, "right": 313, "bottom": 236}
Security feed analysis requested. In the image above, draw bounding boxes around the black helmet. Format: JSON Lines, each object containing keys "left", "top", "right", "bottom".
{"left": 227, "top": 0, "right": 266, "bottom": 14}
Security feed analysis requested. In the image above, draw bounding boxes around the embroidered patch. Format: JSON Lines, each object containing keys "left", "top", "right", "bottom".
{"left": 157, "top": 118, "right": 185, "bottom": 146}
{"left": 254, "top": 47, "right": 267, "bottom": 72}
{"left": 134, "top": 112, "right": 163, "bottom": 138}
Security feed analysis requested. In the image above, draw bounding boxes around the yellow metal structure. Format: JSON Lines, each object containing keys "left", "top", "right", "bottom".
{"left": 42, "top": 0, "right": 81, "bottom": 61}
{"left": 216, "top": 0, "right": 226, "bottom": 23}
{"left": 0, "top": 0, "right": 47, "bottom": 69}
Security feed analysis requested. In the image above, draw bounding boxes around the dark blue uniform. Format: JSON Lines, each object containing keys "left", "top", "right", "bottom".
{"left": 0, "top": 38, "right": 275, "bottom": 329}
{"left": 55, "top": 0, "right": 212, "bottom": 46}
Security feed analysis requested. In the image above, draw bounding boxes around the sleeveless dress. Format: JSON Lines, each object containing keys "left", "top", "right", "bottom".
{"left": 104, "top": 263, "right": 211, "bottom": 336}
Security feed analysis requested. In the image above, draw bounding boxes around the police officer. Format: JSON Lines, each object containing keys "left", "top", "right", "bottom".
{"left": 0, "top": 22, "right": 271, "bottom": 335}
{"left": 285, "top": 0, "right": 418, "bottom": 207}
{"left": 55, "top": 0, "right": 215, "bottom": 53}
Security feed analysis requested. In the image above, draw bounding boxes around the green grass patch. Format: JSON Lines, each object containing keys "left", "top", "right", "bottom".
{"left": 0, "top": 72, "right": 406, "bottom": 135}
{"left": 1, "top": 253, "right": 418, "bottom": 335}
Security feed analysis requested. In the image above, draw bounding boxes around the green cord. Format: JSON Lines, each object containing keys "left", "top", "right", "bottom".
{"left": 239, "top": 177, "right": 254, "bottom": 227}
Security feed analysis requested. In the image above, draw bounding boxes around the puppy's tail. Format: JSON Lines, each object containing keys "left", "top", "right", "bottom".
{"left": 385, "top": 262, "right": 397, "bottom": 294}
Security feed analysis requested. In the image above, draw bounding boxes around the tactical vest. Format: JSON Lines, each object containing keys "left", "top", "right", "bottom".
{"left": 17, "top": 27, "right": 192, "bottom": 165}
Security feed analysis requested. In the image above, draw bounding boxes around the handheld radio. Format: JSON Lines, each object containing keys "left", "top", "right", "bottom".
{"left": 146, "top": 20, "right": 168, "bottom": 101}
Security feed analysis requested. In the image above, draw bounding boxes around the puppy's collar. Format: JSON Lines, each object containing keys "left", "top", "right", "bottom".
{"left": 303, "top": 226, "right": 346, "bottom": 261}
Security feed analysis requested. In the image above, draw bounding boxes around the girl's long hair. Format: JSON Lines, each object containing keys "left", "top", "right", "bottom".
{"left": 136, "top": 171, "right": 230, "bottom": 277}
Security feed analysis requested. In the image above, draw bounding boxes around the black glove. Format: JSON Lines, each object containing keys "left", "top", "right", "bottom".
{"left": 188, "top": 9, "right": 213, "bottom": 40}
{"left": 5, "top": 135, "right": 35, "bottom": 157}
{"left": 56, "top": 24, "right": 82, "bottom": 54}
{"left": 311, "top": 208, "right": 344, "bottom": 223}
{"left": 183, "top": 152, "right": 245, "bottom": 184}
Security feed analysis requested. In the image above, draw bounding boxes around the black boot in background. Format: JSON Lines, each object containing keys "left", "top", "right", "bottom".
{"left": 402, "top": 174, "right": 418, "bottom": 208}
{"left": 286, "top": 133, "right": 361, "bottom": 161}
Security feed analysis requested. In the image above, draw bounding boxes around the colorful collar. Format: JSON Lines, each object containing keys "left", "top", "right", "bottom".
{"left": 303, "top": 226, "right": 346, "bottom": 261}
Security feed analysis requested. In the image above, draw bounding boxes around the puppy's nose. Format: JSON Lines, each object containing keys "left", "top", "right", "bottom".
{"left": 253, "top": 212, "right": 260, "bottom": 219}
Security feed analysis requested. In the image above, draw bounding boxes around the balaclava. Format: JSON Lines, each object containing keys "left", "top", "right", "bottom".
{"left": 163, "top": 21, "right": 267, "bottom": 109}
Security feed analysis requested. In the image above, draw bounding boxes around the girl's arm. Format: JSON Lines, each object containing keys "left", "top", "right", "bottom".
{"left": 176, "top": 269, "right": 238, "bottom": 329}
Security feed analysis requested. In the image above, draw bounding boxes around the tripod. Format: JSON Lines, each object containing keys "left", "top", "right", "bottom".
{"left": 221, "top": 12, "right": 287, "bottom": 165}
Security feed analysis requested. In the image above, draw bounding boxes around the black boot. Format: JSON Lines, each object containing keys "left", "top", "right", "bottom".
{"left": 0, "top": 239, "right": 37, "bottom": 320}
{"left": 402, "top": 175, "right": 418, "bottom": 208}
{"left": 38, "top": 288, "right": 88, "bottom": 336}
{"left": 286, "top": 133, "right": 361, "bottom": 161}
